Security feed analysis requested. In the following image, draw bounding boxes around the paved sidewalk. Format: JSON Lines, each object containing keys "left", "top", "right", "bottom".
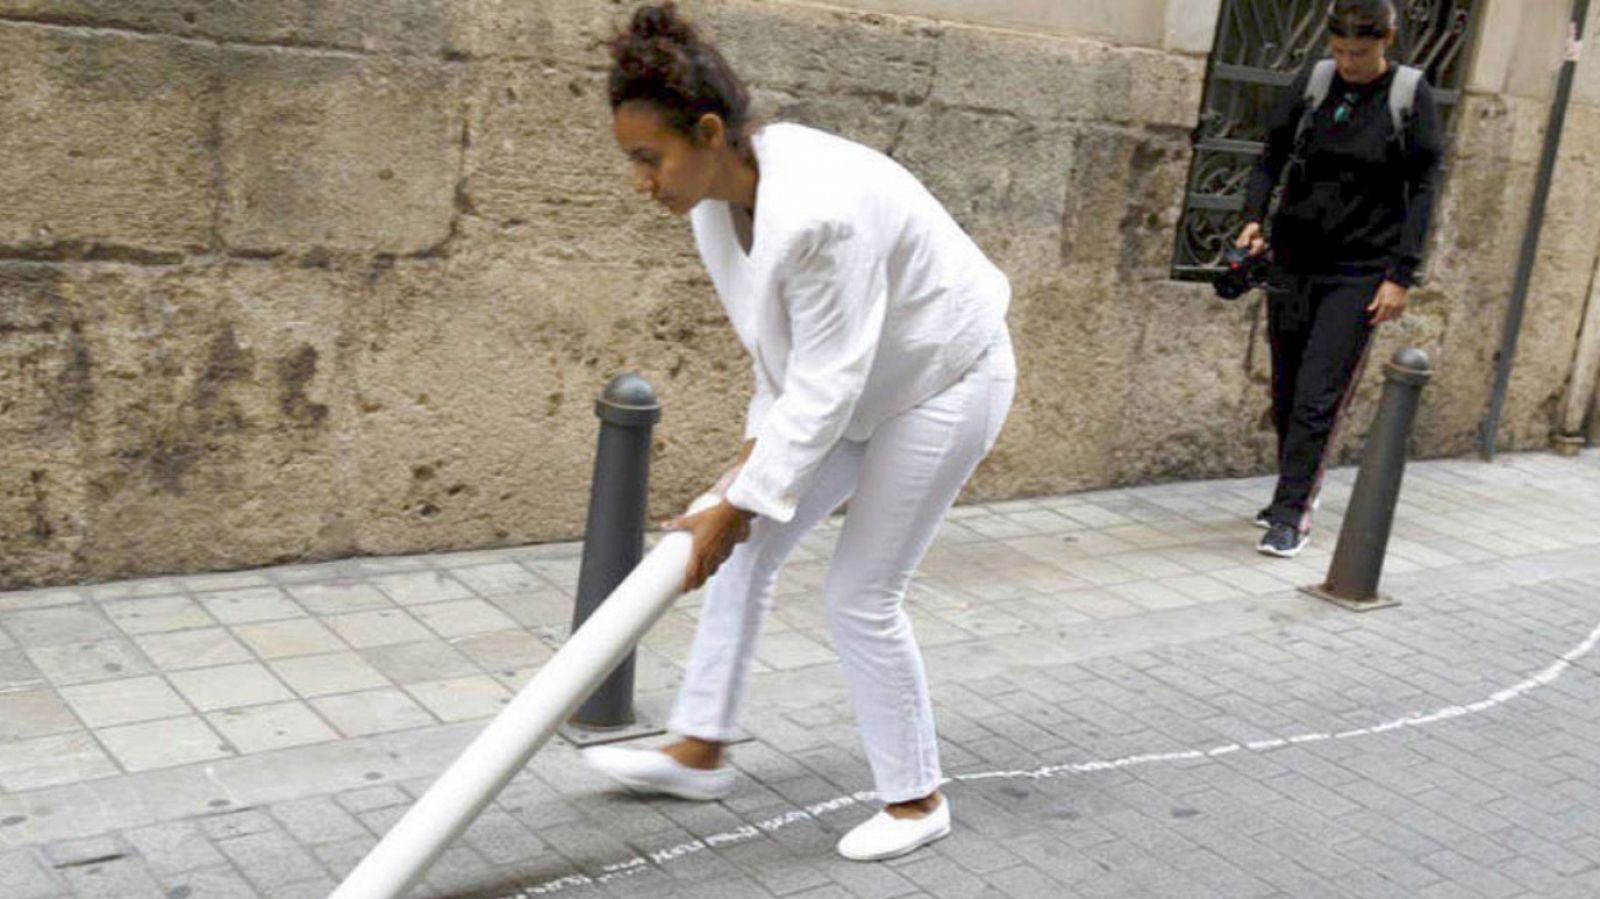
{"left": 1, "top": 450, "right": 1598, "bottom": 898}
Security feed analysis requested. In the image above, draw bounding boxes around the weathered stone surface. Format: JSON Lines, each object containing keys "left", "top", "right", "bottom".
{"left": 1502, "top": 0, "right": 1577, "bottom": 100}
{"left": 459, "top": 62, "right": 700, "bottom": 271}
{"left": 1164, "top": 0, "right": 1221, "bottom": 56}
{"left": 0, "top": 23, "right": 215, "bottom": 253}
{"left": 1, "top": 263, "right": 361, "bottom": 584}
{"left": 0, "top": 0, "right": 461, "bottom": 55}
{"left": 816, "top": 0, "right": 1172, "bottom": 49}
{"left": 1, "top": 0, "right": 1598, "bottom": 587}
{"left": 1400, "top": 93, "right": 1600, "bottom": 456}
{"left": 709, "top": 0, "right": 941, "bottom": 102}
{"left": 1579, "top": 9, "right": 1600, "bottom": 106}
{"left": 1495, "top": 101, "right": 1600, "bottom": 449}
{"left": 218, "top": 50, "right": 461, "bottom": 255}
{"left": 2, "top": 265, "right": 97, "bottom": 587}
{"left": 448, "top": 0, "right": 625, "bottom": 64}
{"left": 932, "top": 26, "right": 1132, "bottom": 124}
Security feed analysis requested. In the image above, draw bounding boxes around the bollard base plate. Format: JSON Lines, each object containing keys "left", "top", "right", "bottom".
{"left": 558, "top": 717, "right": 756, "bottom": 748}
{"left": 559, "top": 716, "right": 667, "bottom": 748}
{"left": 1300, "top": 584, "right": 1401, "bottom": 612}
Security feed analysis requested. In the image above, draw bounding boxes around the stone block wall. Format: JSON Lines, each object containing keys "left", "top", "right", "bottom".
{"left": 2, "top": 0, "right": 1596, "bottom": 587}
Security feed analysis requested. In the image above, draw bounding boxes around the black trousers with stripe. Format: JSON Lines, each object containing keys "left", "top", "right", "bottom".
{"left": 1265, "top": 271, "right": 1381, "bottom": 531}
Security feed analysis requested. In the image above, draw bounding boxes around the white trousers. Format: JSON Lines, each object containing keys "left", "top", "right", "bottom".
{"left": 668, "top": 333, "right": 1016, "bottom": 803}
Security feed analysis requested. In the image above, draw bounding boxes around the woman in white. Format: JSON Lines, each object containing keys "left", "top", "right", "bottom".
{"left": 585, "top": 3, "right": 1015, "bottom": 861}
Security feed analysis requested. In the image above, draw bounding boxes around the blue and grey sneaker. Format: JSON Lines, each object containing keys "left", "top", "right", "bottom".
{"left": 1257, "top": 522, "right": 1309, "bottom": 558}
{"left": 1255, "top": 497, "right": 1317, "bottom": 530}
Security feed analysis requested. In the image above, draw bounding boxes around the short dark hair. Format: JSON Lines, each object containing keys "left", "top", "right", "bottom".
{"left": 1327, "top": 0, "right": 1398, "bottom": 39}
{"left": 606, "top": 3, "right": 752, "bottom": 147}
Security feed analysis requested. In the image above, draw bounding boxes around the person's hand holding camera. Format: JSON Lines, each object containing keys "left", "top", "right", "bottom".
{"left": 1367, "top": 280, "right": 1409, "bottom": 324}
{"left": 1235, "top": 221, "right": 1268, "bottom": 258}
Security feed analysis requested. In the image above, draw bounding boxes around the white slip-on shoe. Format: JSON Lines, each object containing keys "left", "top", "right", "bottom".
{"left": 581, "top": 746, "right": 736, "bottom": 801}
{"left": 836, "top": 799, "right": 952, "bottom": 862}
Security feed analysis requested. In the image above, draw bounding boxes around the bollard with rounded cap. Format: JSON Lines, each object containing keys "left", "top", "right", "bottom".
{"left": 561, "top": 373, "right": 666, "bottom": 745}
{"left": 597, "top": 372, "right": 663, "bottom": 427}
{"left": 1303, "top": 347, "right": 1433, "bottom": 611}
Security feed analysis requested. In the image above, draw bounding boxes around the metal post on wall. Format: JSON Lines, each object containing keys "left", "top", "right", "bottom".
{"left": 1479, "top": 0, "right": 1592, "bottom": 460}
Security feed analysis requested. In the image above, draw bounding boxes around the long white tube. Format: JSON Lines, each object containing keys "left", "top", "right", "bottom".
{"left": 330, "top": 499, "right": 711, "bottom": 899}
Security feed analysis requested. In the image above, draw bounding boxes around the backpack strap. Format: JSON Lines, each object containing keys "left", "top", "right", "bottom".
{"left": 1295, "top": 59, "right": 1339, "bottom": 150}
{"left": 1389, "top": 65, "right": 1423, "bottom": 150}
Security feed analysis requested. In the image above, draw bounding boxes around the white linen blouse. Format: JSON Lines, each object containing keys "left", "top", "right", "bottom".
{"left": 689, "top": 122, "right": 1011, "bottom": 523}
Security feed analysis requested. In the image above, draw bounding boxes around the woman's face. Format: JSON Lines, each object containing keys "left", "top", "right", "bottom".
{"left": 1329, "top": 33, "right": 1394, "bottom": 84}
{"left": 614, "top": 103, "right": 721, "bottom": 217}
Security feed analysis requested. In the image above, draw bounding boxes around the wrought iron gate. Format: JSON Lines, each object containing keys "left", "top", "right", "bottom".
{"left": 1171, "top": 0, "right": 1482, "bottom": 280}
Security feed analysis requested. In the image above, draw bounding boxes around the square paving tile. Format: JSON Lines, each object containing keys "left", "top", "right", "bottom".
{"left": 755, "top": 632, "right": 837, "bottom": 670}
{"left": 325, "top": 610, "right": 432, "bottom": 649}
{"left": 157, "top": 866, "right": 255, "bottom": 898}
{"left": 482, "top": 590, "right": 573, "bottom": 628}
{"left": 59, "top": 675, "right": 191, "bottom": 727}
{"left": 123, "top": 821, "right": 228, "bottom": 874}
{"left": 1, "top": 605, "right": 119, "bottom": 646}
{"left": 269, "top": 652, "right": 389, "bottom": 697}
{"left": 26, "top": 638, "right": 154, "bottom": 686}
{"left": 0, "top": 688, "right": 85, "bottom": 740}
{"left": 196, "top": 587, "right": 305, "bottom": 625}
{"left": 371, "top": 571, "right": 475, "bottom": 606}
{"left": 206, "top": 702, "right": 339, "bottom": 754}
{"left": 488, "top": 666, "right": 538, "bottom": 690}
{"left": 521, "top": 557, "right": 580, "bottom": 589}
{"left": 311, "top": 688, "right": 437, "bottom": 737}
{"left": 0, "top": 585, "right": 82, "bottom": 614}
{"left": 0, "top": 731, "right": 119, "bottom": 791}
{"left": 449, "top": 563, "right": 548, "bottom": 596}
{"left": 270, "top": 560, "right": 359, "bottom": 585}
{"left": 410, "top": 600, "right": 520, "bottom": 639}
{"left": 349, "top": 555, "right": 434, "bottom": 574}
{"left": 452, "top": 630, "right": 553, "bottom": 673}
{"left": 287, "top": 582, "right": 392, "bottom": 615}
{"left": 0, "top": 648, "right": 45, "bottom": 691}
{"left": 358, "top": 641, "right": 479, "bottom": 684}
{"left": 104, "top": 596, "right": 216, "bottom": 636}
{"left": 97, "top": 716, "right": 235, "bottom": 772}
{"left": 134, "top": 629, "right": 255, "bottom": 670}
{"left": 80, "top": 578, "right": 184, "bottom": 602}
{"left": 182, "top": 571, "right": 272, "bottom": 592}
{"left": 169, "top": 663, "right": 296, "bottom": 711}
{"left": 234, "top": 619, "right": 347, "bottom": 659}
{"left": 404, "top": 675, "right": 513, "bottom": 722}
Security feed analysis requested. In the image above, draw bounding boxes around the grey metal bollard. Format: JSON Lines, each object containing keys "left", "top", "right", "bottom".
{"left": 558, "top": 373, "right": 667, "bottom": 746}
{"left": 1302, "top": 348, "right": 1432, "bottom": 611}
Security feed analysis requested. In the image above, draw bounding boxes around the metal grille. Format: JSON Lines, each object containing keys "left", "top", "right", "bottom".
{"left": 1171, "top": 0, "right": 1481, "bottom": 280}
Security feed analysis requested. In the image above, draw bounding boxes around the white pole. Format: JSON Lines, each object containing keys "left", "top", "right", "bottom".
{"left": 330, "top": 499, "right": 711, "bottom": 899}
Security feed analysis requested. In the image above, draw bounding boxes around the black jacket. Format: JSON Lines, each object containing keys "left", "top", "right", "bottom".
{"left": 1243, "top": 64, "right": 1445, "bottom": 287}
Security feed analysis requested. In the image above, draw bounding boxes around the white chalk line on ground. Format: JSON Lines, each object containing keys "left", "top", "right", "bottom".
{"left": 497, "top": 617, "right": 1600, "bottom": 897}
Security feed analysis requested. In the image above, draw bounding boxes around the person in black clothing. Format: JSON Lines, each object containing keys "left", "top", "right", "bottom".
{"left": 1237, "top": 0, "right": 1445, "bottom": 558}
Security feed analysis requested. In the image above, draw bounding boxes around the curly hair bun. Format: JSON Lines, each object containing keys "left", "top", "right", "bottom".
{"left": 607, "top": 3, "right": 751, "bottom": 145}
{"left": 628, "top": 2, "right": 698, "bottom": 46}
